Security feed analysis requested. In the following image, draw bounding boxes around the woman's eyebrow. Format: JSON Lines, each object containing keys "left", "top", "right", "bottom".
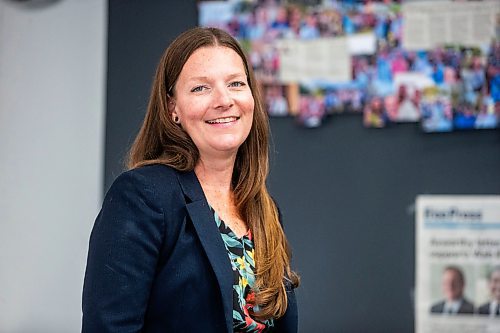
{"left": 186, "top": 72, "right": 246, "bottom": 82}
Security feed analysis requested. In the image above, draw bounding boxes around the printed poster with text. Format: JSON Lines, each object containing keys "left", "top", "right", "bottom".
{"left": 416, "top": 196, "right": 500, "bottom": 333}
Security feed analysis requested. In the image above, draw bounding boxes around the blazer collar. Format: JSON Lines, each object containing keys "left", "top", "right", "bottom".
{"left": 176, "top": 170, "right": 205, "bottom": 202}
{"left": 176, "top": 170, "right": 234, "bottom": 333}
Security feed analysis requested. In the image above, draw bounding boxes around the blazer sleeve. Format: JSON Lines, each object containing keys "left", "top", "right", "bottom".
{"left": 273, "top": 285, "right": 298, "bottom": 333}
{"left": 82, "top": 170, "right": 165, "bottom": 332}
{"left": 273, "top": 202, "right": 299, "bottom": 333}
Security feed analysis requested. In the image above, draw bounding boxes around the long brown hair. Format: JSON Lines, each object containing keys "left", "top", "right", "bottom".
{"left": 128, "top": 27, "right": 299, "bottom": 320}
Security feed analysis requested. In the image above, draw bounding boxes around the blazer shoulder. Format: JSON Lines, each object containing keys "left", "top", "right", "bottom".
{"left": 120, "top": 164, "right": 178, "bottom": 183}
{"left": 109, "top": 164, "right": 179, "bottom": 196}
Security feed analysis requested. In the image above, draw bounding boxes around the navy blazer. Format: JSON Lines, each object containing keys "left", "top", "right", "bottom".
{"left": 82, "top": 164, "right": 298, "bottom": 332}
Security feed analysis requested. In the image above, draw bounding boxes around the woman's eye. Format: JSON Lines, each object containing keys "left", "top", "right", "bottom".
{"left": 229, "top": 81, "right": 246, "bottom": 88}
{"left": 191, "top": 86, "right": 207, "bottom": 93}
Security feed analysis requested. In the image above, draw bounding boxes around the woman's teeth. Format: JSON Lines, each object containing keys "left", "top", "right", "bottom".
{"left": 206, "top": 117, "right": 238, "bottom": 124}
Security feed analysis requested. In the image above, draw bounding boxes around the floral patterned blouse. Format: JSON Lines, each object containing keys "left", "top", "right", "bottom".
{"left": 211, "top": 208, "right": 274, "bottom": 332}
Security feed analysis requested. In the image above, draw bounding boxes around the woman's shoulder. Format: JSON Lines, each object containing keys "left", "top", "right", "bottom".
{"left": 118, "top": 163, "right": 179, "bottom": 182}
{"left": 107, "top": 164, "right": 183, "bottom": 200}
{"left": 122, "top": 163, "right": 178, "bottom": 180}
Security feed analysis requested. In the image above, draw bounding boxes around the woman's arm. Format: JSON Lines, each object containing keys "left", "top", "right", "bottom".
{"left": 82, "top": 170, "right": 164, "bottom": 332}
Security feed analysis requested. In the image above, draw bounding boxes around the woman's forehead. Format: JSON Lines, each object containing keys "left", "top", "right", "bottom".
{"left": 179, "top": 46, "right": 247, "bottom": 78}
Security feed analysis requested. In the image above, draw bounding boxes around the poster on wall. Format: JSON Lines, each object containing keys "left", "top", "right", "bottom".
{"left": 416, "top": 195, "right": 500, "bottom": 333}
{"left": 402, "top": 0, "right": 498, "bottom": 51}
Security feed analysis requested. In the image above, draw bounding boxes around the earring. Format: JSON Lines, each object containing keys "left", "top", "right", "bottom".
{"left": 173, "top": 115, "right": 180, "bottom": 124}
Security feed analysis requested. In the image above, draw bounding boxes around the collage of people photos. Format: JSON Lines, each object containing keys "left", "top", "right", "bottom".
{"left": 198, "top": 0, "right": 499, "bottom": 131}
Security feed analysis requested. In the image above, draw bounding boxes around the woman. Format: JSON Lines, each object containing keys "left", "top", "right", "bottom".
{"left": 82, "top": 27, "right": 299, "bottom": 332}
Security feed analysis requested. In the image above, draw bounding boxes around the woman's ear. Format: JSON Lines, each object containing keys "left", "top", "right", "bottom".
{"left": 167, "top": 96, "right": 180, "bottom": 124}
{"left": 167, "top": 95, "right": 175, "bottom": 111}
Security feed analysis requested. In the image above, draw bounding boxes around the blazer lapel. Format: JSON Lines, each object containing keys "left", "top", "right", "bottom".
{"left": 177, "top": 171, "right": 233, "bottom": 333}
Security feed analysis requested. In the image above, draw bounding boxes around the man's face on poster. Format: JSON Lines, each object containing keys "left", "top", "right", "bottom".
{"left": 442, "top": 269, "right": 464, "bottom": 301}
{"left": 489, "top": 270, "right": 500, "bottom": 302}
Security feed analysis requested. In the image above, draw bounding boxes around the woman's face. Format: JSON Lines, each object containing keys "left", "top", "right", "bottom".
{"left": 171, "top": 46, "right": 254, "bottom": 161}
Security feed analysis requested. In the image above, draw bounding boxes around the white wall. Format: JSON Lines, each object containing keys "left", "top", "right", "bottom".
{"left": 0, "top": 0, "right": 106, "bottom": 331}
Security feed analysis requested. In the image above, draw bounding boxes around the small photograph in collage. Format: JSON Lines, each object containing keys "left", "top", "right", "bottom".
{"left": 263, "top": 84, "right": 289, "bottom": 117}
{"left": 387, "top": 72, "right": 434, "bottom": 123}
{"left": 363, "top": 96, "right": 389, "bottom": 128}
{"left": 453, "top": 48, "right": 499, "bottom": 131}
{"left": 420, "top": 87, "right": 453, "bottom": 133}
{"left": 297, "top": 83, "right": 326, "bottom": 128}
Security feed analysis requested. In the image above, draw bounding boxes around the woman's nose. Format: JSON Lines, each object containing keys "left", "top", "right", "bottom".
{"left": 213, "top": 85, "right": 234, "bottom": 109}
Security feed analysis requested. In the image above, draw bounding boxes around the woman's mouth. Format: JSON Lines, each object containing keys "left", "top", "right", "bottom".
{"left": 205, "top": 116, "right": 239, "bottom": 124}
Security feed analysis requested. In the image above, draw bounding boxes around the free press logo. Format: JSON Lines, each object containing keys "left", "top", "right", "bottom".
{"left": 422, "top": 206, "right": 497, "bottom": 229}
{"left": 425, "top": 207, "right": 482, "bottom": 222}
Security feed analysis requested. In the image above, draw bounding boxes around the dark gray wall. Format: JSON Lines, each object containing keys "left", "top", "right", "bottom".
{"left": 268, "top": 115, "right": 500, "bottom": 332}
{"left": 105, "top": 0, "right": 198, "bottom": 184}
{"left": 105, "top": 1, "right": 500, "bottom": 332}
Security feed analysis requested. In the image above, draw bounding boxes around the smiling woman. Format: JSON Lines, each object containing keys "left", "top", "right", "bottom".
{"left": 82, "top": 27, "right": 299, "bottom": 333}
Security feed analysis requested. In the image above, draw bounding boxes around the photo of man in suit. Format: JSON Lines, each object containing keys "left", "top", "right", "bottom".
{"left": 478, "top": 266, "right": 500, "bottom": 317}
{"left": 430, "top": 265, "right": 474, "bottom": 315}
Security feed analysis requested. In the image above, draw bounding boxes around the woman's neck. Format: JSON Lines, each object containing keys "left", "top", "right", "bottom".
{"left": 195, "top": 155, "right": 247, "bottom": 237}
{"left": 194, "top": 155, "right": 235, "bottom": 195}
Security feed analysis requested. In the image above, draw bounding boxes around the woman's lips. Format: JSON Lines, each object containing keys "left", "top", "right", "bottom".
{"left": 205, "top": 116, "right": 240, "bottom": 124}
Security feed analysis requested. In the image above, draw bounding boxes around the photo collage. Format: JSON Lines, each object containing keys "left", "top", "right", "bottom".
{"left": 198, "top": 0, "right": 499, "bottom": 130}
